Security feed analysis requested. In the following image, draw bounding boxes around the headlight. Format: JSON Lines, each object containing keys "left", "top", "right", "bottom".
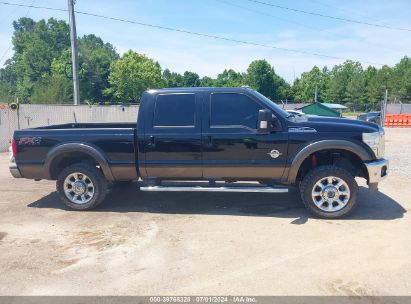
{"left": 362, "top": 129, "right": 385, "bottom": 159}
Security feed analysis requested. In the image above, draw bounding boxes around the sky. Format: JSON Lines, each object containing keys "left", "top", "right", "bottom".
{"left": 0, "top": 0, "right": 410, "bottom": 82}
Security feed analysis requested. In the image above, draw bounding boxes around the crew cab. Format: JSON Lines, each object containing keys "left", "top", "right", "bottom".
{"left": 9, "top": 87, "right": 388, "bottom": 218}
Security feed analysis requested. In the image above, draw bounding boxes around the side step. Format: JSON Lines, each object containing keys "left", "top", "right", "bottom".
{"left": 140, "top": 185, "right": 288, "bottom": 193}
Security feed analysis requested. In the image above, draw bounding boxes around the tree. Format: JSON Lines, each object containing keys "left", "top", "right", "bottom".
{"left": 106, "top": 51, "right": 163, "bottom": 102}
{"left": 390, "top": 57, "right": 411, "bottom": 102}
{"left": 77, "top": 34, "right": 119, "bottom": 103}
{"left": 362, "top": 66, "right": 381, "bottom": 104}
{"left": 0, "top": 60, "right": 17, "bottom": 102}
{"left": 30, "top": 74, "right": 72, "bottom": 104}
{"left": 29, "top": 56, "right": 72, "bottom": 104}
{"left": 2, "top": 16, "right": 411, "bottom": 107}
{"left": 48, "top": 35, "right": 119, "bottom": 103}
{"left": 245, "top": 59, "right": 290, "bottom": 100}
{"left": 0, "top": 81, "right": 15, "bottom": 102}
{"left": 293, "top": 66, "right": 329, "bottom": 102}
{"left": 162, "top": 69, "right": 184, "bottom": 87}
{"left": 182, "top": 71, "right": 200, "bottom": 87}
{"left": 200, "top": 76, "right": 215, "bottom": 87}
{"left": 273, "top": 73, "right": 292, "bottom": 101}
{"left": 345, "top": 71, "right": 366, "bottom": 111}
{"left": 215, "top": 69, "right": 243, "bottom": 87}
{"left": 323, "top": 61, "right": 363, "bottom": 104}
{"left": 11, "top": 17, "right": 70, "bottom": 102}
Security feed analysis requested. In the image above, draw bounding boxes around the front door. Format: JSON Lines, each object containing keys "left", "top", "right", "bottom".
{"left": 144, "top": 92, "right": 202, "bottom": 178}
{"left": 202, "top": 92, "right": 288, "bottom": 180}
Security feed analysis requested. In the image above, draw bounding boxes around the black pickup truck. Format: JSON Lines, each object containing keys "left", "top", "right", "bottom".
{"left": 9, "top": 87, "right": 388, "bottom": 218}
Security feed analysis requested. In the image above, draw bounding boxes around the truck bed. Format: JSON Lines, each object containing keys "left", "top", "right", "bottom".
{"left": 13, "top": 122, "right": 138, "bottom": 181}
{"left": 33, "top": 122, "right": 136, "bottom": 130}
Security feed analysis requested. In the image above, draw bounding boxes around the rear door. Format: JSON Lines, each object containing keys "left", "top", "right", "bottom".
{"left": 202, "top": 91, "right": 288, "bottom": 180}
{"left": 144, "top": 92, "right": 202, "bottom": 178}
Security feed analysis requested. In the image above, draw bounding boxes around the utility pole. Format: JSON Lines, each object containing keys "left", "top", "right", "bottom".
{"left": 16, "top": 97, "right": 20, "bottom": 130}
{"left": 314, "top": 86, "right": 318, "bottom": 103}
{"left": 382, "top": 88, "right": 388, "bottom": 127}
{"left": 68, "top": 0, "right": 80, "bottom": 105}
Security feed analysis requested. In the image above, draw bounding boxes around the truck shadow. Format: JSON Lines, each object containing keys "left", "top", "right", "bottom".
{"left": 28, "top": 185, "right": 406, "bottom": 223}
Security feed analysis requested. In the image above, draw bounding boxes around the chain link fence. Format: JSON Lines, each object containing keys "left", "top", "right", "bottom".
{"left": 0, "top": 104, "right": 138, "bottom": 152}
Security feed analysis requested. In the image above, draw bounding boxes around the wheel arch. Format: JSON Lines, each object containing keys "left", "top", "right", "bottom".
{"left": 44, "top": 143, "right": 114, "bottom": 181}
{"left": 286, "top": 140, "right": 373, "bottom": 184}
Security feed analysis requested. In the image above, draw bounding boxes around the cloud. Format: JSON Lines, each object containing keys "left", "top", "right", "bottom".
{"left": 108, "top": 23, "right": 410, "bottom": 82}
{"left": 0, "top": 34, "right": 13, "bottom": 66}
{"left": 1, "top": 0, "right": 410, "bottom": 83}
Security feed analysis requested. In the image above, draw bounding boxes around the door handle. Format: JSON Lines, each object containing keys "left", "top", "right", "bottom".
{"left": 207, "top": 136, "right": 213, "bottom": 147}
{"left": 147, "top": 136, "right": 155, "bottom": 148}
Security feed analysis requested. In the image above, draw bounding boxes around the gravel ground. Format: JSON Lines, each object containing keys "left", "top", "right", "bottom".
{"left": 384, "top": 128, "right": 411, "bottom": 179}
{"left": 0, "top": 128, "right": 410, "bottom": 296}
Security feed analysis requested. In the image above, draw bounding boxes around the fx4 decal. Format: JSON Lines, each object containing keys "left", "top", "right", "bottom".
{"left": 18, "top": 137, "right": 42, "bottom": 145}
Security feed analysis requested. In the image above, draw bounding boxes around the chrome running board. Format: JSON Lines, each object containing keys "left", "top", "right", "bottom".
{"left": 140, "top": 185, "right": 288, "bottom": 193}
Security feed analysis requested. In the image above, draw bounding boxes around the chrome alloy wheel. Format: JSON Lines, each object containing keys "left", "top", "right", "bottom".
{"left": 63, "top": 172, "right": 95, "bottom": 204}
{"left": 311, "top": 176, "right": 350, "bottom": 212}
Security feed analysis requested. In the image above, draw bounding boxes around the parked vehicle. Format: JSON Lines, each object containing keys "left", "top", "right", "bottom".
{"left": 286, "top": 110, "right": 305, "bottom": 116}
{"left": 357, "top": 111, "right": 382, "bottom": 125}
{"left": 9, "top": 87, "right": 388, "bottom": 218}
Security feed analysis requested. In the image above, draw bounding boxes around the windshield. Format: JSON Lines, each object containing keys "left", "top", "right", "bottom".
{"left": 368, "top": 112, "right": 380, "bottom": 117}
{"left": 251, "top": 90, "right": 290, "bottom": 118}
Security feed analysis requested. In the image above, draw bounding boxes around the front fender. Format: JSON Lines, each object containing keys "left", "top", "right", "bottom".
{"left": 285, "top": 140, "right": 374, "bottom": 183}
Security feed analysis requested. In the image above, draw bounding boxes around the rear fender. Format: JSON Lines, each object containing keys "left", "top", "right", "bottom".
{"left": 44, "top": 143, "right": 114, "bottom": 181}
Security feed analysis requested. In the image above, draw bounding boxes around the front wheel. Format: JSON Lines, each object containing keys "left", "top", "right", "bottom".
{"left": 299, "top": 166, "right": 358, "bottom": 219}
{"left": 56, "top": 163, "right": 108, "bottom": 210}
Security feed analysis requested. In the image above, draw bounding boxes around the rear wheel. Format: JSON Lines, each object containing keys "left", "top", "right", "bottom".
{"left": 299, "top": 166, "right": 358, "bottom": 219}
{"left": 56, "top": 163, "right": 107, "bottom": 210}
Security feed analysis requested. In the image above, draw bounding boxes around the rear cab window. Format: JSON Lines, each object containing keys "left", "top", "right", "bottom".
{"left": 153, "top": 93, "right": 196, "bottom": 127}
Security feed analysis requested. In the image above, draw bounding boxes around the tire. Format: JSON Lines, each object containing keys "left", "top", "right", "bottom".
{"left": 299, "top": 165, "right": 358, "bottom": 219}
{"left": 56, "top": 163, "right": 108, "bottom": 210}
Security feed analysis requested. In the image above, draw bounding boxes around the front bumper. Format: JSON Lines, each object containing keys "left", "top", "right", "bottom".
{"left": 365, "top": 158, "right": 388, "bottom": 184}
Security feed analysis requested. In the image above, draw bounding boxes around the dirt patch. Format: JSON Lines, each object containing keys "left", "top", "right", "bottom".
{"left": 327, "top": 279, "right": 373, "bottom": 296}
{"left": 69, "top": 230, "right": 126, "bottom": 250}
{"left": 0, "top": 129, "right": 410, "bottom": 295}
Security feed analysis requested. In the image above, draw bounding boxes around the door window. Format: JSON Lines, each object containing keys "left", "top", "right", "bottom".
{"left": 153, "top": 94, "right": 195, "bottom": 127}
{"left": 210, "top": 93, "right": 263, "bottom": 129}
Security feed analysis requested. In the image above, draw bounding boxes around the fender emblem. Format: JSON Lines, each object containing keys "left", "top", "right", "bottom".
{"left": 18, "top": 137, "right": 42, "bottom": 145}
{"left": 268, "top": 149, "right": 282, "bottom": 159}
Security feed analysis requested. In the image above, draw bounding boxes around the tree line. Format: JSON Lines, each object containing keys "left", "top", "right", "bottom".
{"left": 0, "top": 17, "right": 410, "bottom": 110}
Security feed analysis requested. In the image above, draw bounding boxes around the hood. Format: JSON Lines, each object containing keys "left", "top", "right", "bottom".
{"left": 290, "top": 115, "right": 381, "bottom": 133}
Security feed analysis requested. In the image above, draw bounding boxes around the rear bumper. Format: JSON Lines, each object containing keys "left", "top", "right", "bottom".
{"left": 365, "top": 158, "right": 388, "bottom": 184}
{"left": 9, "top": 163, "right": 22, "bottom": 178}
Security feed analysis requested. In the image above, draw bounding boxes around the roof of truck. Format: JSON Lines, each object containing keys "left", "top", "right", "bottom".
{"left": 145, "top": 87, "right": 254, "bottom": 94}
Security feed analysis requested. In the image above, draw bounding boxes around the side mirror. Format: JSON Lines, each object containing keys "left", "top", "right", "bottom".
{"left": 258, "top": 109, "right": 271, "bottom": 134}
{"left": 258, "top": 109, "right": 281, "bottom": 134}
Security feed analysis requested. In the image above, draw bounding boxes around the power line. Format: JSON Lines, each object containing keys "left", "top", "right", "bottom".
{"left": 0, "top": 1, "right": 385, "bottom": 66}
{"left": 0, "top": 1, "right": 67, "bottom": 13}
{"left": 215, "top": 0, "right": 405, "bottom": 55}
{"left": 0, "top": 45, "right": 12, "bottom": 65}
{"left": 216, "top": 0, "right": 336, "bottom": 36}
{"left": 244, "top": 0, "right": 411, "bottom": 32}
{"left": 309, "top": 0, "right": 379, "bottom": 22}
{"left": 0, "top": 0, "right": 35, "bottom": 65}
{"left": 0, "top": 0, "right": 27, "bottom": 27}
